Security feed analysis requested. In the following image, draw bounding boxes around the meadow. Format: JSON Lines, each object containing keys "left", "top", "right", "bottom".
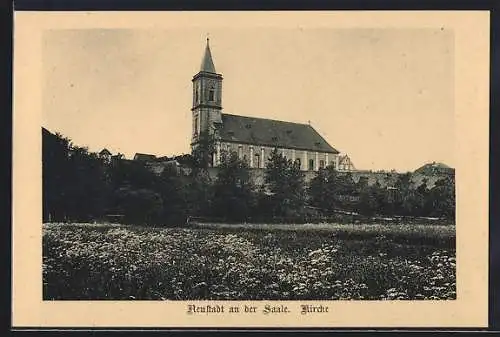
{"left": 42, "top": 222, "right": 456, "bottom": 301}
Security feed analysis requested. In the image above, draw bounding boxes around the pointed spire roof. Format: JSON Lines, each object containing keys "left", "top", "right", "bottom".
{"left": 200, "top": 37, "right": 216, "bottom": 73}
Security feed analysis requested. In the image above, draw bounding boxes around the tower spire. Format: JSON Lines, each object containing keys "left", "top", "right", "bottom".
{"left": 200, "top": 36, "right": 216, "bottom": 73}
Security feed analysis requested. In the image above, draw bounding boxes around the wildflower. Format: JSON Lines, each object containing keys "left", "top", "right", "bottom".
{"left": 308, "top": 249, "right": 323, "bottom": 257}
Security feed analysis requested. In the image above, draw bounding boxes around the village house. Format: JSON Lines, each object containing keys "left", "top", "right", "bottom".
{"left": 98, "top": 148, "right": 112, "bottom": 164}
{"left": 337, "top": 154, "right": 356, "bottom": 172}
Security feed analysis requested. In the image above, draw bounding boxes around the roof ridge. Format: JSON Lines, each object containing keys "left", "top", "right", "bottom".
{"left": 222, "top": 113, "right": 309, "bottom": 126}
{"left": 221, "top": 113, "right": 339, "bottom": 154}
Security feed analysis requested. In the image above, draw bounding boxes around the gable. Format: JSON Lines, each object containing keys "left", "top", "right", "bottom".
{"left": 219, "top": 114, "right": 339, "bottom": 154}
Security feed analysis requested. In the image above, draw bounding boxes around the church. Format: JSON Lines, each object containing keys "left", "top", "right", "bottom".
{"left": 191, "top": 38, "right": 341, "bottom": 172}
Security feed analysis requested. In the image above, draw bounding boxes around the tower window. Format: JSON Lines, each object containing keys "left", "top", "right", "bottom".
{"left": 208, "top": 89, "right": 215, "bottom": 101}
{"left": 194, "top": 115, "right": 199, "bottom": 136}
{"left": 255, "top": 154, "right": 260, "bottom": 169}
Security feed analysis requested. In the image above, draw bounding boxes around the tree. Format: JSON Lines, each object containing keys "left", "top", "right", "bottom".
{"left": 393, "top": 172, "right": 414, "bottom": 216}
{"left": 212, "top": 150, "right": 256, "bottom": 221}
{"left": 308, "top": 165, "right": 341, "bottom": 211}
{"left": 412, "top": 180, "right": 429, "bottom": 216}
{"left": 427, "top": 175, "right": 455, "bottom": 218}
{"left": 157, "top": 167, "right": 189, "bottom": 225}
{"left": 108, "top": 159, "right": 157, "bottom": 190}
{"left": 113, "top": 187, "right": 164, "bottom": 225}
{"left": 356, "top": 180, "right": 385, "bottom": 216}
{"left": 42, "top": 128, "right": 72, "bottom": 221}
{"left": 191, "top": 131, "right": 216, "bottom": 170}
{"left": 264, "top": 148, "right": 306, "bottom": 218}
{"left": 61, "top": 145, "right": 111, "bottom": 221}
{"left": 184, "top": 167, "right": 214, "bottom": 218}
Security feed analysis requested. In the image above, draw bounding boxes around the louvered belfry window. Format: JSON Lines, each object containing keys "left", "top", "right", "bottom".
{"left": 194, "top": 115, "right": 198, "bottom": 136}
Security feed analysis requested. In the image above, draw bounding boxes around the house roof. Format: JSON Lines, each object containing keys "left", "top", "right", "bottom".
{"left": 338, "top": 154, "right": 349, "bottom": 163}
{"left": 99, "top": 148, "right": 111, "bottom": 155}
{"left": 414, "top": 162, "right": 454, "bottom": 175}
{"left": 219, "top": 113, "right": 339, "bottom": 154}
{"left": 339, "top": 154, "right": 355, "bottom": 167}
{"left": 200, "top": 38, "right": 216, "bottom": 73}
{"left": 133, "top": 153, "right": 157, "bottom": 161}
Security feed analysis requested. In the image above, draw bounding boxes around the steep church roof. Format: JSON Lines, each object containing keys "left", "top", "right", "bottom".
{"left": 200, "top": 38, "right": 216, "bottom": 73}
{"left": 219, "top": 113, "right": 339, "bottom": 154}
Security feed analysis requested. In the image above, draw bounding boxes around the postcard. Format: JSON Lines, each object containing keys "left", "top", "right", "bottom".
{"left": 12, "top": 10, "right": 489, "bottom": 328}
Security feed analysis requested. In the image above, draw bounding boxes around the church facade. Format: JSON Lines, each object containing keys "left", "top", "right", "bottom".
{"left": 190, "top": 39, "right": 341, "bottom": 172}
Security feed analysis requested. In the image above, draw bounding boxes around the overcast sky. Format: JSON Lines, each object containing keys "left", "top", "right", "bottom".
{"left": 42, "top": 27, "right": 454, "bottom": 172}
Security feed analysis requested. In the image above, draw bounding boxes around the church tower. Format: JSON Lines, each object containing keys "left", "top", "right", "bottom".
{"left": 191, "top": 38, "right": 223, "bottom": 150}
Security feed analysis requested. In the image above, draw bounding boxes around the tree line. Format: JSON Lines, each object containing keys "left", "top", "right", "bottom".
{"left": 43, "top": 129, "right": 455, "bottom": 225}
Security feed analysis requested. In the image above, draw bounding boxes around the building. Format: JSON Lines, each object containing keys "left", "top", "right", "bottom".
{"left": 411, "top": 161, "right": 455, "bottom": 189}
{"left": 98, "top": 148, "right": 112, "bottom": 163}
{"left": 190, "top": 38, "right": 341, "bottom": 172}
{"left": 337, "top": 154, "right": 356, "bottom": 172}
{"left": 133, "top": 153, "right": 157, "bottom": 162}
{"left": 414, "top": 162, "right": 454, "bottom": 176}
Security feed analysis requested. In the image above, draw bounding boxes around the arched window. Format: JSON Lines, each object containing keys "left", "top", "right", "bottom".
{"left": 238, "top": 145, "right": 243, "bottom": 159}
{"left": 193, "top": 114, "right": 199, "bottom": 136}
{"left": 208, "top": 84, "right": 215, "bottom": 101}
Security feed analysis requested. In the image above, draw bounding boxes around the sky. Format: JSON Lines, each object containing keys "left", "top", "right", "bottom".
{"left": 42, "top": 27, "right": 454, "bottom": 172}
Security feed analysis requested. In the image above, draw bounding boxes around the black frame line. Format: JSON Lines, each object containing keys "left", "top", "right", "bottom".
{"left": 6, "top": 0, "right": 500, "bottom": 333}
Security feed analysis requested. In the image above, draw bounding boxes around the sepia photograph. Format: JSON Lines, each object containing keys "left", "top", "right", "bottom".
{"left": 13, "top": 11, "right": 489, "bottom": 328}
{"left": 41, "top": 26, "right": 457, "bottom": 302}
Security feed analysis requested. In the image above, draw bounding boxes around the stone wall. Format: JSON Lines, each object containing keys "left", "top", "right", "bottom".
{"left": 207, "top": 167, "right": 452, "bottom": 190}
{"left": 207, "top": 167, "right": 316, "bottom": 186}
{"left": 340, "top": 170, "right": 452, "bottom": 189}
{"left": 145, "top": 158, "right": 452, "bottom": 191}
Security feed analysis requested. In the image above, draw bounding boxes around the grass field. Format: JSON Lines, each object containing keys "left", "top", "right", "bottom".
{"left": 42, "top": 222, "right": 456, "bottom": 300}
